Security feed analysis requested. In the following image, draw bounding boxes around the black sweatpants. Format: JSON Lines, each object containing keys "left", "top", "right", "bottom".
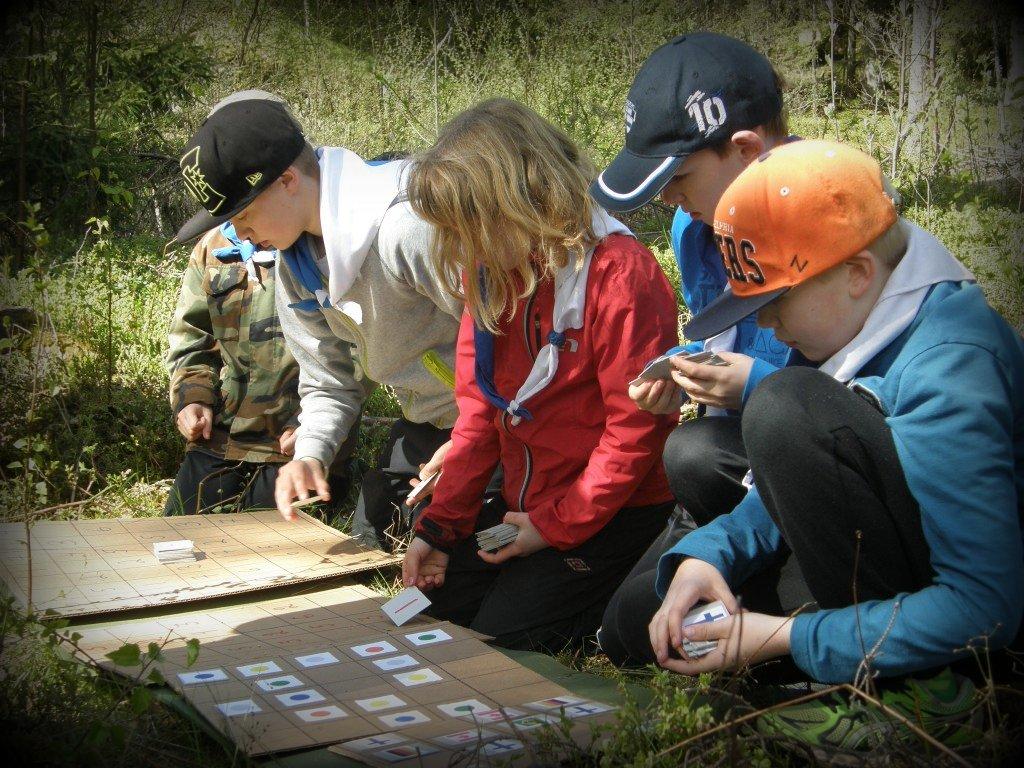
{"left": 164, "top": 450, "right": 284, "bottom": 515}
{"left": 165, "top": 448, "right": 353, "bottom": 517}
{"left": 601, "top": 368, "right": 936, "bottom": 675}
{"left": 350, "top": 419, "right": 453, "bottom": 551}
{"left": 425, "top": 497, "right": 674, "bottom": 655}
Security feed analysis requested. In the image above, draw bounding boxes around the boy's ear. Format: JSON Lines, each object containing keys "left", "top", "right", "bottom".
{"left": 278, "top": 167, "right": 300, "bottom": 192}
{"left": 845, "top": 251, "right": 878, "bottom": 299}
{"left": 731, "top": 130, "right": 767, "bottom": 165}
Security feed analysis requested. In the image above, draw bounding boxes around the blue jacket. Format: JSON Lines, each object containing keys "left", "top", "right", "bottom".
{"left": 657, "top": 278, "right": 1024, "bottom": 682}
{"left": 669, "top": 209, "right": 790, "bottom": 401}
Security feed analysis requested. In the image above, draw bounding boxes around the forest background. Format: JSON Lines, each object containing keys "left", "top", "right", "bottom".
{"left": 0, "top": 0, "right": 1022, "bottom": 765}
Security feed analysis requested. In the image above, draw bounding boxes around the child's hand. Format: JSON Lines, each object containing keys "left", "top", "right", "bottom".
{"left": 177, "top": 403, "right": 213, "bottom": 442}
{"left": 629, "top": 379, "right": 684, "bottom": 414}
{"left": 648, "top": 557, "right": 739, "bottom": 665}
{"left": 405, "top": 439, "right": 453, "bottom": 506}
{"left": 670, "top": 351, "right": 754, "bottom": 411}
{"left": 403, "top": 536, "right": 450, "bottom": 590}
{"left": 658, "top": 611, "right": 794, "bottom": 675}
{"left": 274, "top": 458, "right": 330, "bottom": 521}
{"left": 477, "top": 511, "right": 548, "bottom": 564}
{"left": 278, "top": 427, "right": 297, "bottom": 456}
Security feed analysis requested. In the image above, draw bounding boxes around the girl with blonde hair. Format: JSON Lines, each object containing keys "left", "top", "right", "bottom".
{"left": 401, "top": 99, "right": 679, "bottom": 651}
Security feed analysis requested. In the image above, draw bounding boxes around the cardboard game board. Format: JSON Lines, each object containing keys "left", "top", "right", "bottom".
{"left": 70, "top": 584, "right": 617, "bottom": 763}
{"left": 0, "top": 511, "right": 399, "bottom": 617}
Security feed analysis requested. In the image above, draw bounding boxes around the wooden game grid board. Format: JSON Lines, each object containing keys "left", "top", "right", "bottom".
{"left": 70, "top": 584, "right": 618, "bottom": 764}
{"left": 0, "top": 511, "right": 399, "bottom": 617}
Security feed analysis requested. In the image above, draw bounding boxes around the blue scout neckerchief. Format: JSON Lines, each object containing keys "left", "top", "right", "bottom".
{"left": 280, "top": 235, "right": 332, "bottom": 313}
{"left": 211, "top": 222, "right": 276, "bottom": 286}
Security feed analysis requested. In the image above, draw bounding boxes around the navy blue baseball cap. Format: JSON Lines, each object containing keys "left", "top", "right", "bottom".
{"left": 591, "top": 32, "right": 783, "bottom": 212}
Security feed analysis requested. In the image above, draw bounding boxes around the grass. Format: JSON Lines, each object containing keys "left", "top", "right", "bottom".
{"left": 1, "top": 0, "right": 1023, "bottom": 764}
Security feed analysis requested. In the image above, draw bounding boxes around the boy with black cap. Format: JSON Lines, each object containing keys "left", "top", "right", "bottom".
{"left": 591, "top": 33, "right": 793, "bottom": 530}
{"left": 169, "top": 91, "right": 462, "bottom": 546}
{"left": 594, "top": 33, "right": 811, "bottom": 664}
{"left": 640, "top": 139, "right": 1023, "bottom": 758}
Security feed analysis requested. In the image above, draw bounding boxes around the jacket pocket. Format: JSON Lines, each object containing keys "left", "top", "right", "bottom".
{"left": 202, "top": 264, "right": 248, "bottom": 343}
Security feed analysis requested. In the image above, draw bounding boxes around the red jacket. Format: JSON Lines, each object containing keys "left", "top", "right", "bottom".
{"left": 416, "top": 234, "right": 677, "bottom": 551}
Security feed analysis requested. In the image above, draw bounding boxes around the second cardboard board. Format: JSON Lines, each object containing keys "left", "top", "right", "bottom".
{"left": 0, "top": 511, "right": 399, "bottom": 617}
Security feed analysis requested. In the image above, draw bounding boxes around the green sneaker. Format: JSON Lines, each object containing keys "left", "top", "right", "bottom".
{"left": 756, "top": 668, "right": 981, "bottom": 765}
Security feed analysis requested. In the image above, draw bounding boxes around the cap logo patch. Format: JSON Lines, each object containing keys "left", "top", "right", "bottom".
{"left": 714, "top": 233, "right": 766, "bottom": 285}
{"left": 246, "top": 172, "right": 263, "bottom": 187}
{"left": 180, "top": 146, "right": 226, "bottom": 214}
{"left": 624, "top": 99, "right": 637, "bottom": 133}
{"left": 685, "top": 90, "right": 727, "bottom": 137}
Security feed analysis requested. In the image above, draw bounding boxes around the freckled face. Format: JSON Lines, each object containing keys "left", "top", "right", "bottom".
{"left": 755, "top": 266, "right": 861, "bottom": 362}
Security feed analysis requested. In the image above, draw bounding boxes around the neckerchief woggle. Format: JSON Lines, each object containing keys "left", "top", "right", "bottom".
{"left": 212, "top": 222, "right": 276, "bottom": 286}
{"left": 474, "top": 210, "right": 632, "bottom": 424}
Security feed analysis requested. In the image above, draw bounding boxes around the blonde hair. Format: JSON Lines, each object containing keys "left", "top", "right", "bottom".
{"left": 407, "top": 98, "right": 599, "bottom": 333}
{"left": 866, "top": 218, "right": 909, "bottom": 269}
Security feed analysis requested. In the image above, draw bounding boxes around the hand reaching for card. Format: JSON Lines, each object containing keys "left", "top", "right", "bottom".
{"left": 477, "top": 511, "right": 548, "bottom": 564}
{"left": 402, "top": 537, "right": 449, "bottom": 591}
{"left": 670, "top": 351, "right": 754, "bottom": 411}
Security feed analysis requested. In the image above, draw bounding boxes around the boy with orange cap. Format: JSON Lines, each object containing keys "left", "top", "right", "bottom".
{"left": 637, "top": 140, "right": 1022, "bottom": 758}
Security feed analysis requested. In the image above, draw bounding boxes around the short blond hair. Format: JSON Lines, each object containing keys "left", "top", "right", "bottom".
{"left": 866, "top": 218, "right": 909, "bottom": 269}
{"left": 407, "top": 99, "right": 599, "bottom": 333}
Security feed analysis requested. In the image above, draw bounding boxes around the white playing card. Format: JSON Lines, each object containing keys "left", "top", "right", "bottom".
{"left": 294, "top": 704, "right": 348, "bottom": 722}
{"left": 526, "top": 694, "right": 587, "bottom": 710}
{"left": 373, "top": 742, "right": 439, "bottom": 762}
{"left": 351, "top": 640, "right": 398, "bottom": 657}
{"left": 381, "top": 586, "right": 431, "bottom": 626}
{"left": 373, "top": 654, "right": 418, "bottom": 671}
{"left": 178, "top": 668, "right": 228, "bottom": 685}
{"left": 294, "top": 651, "right": 340, "bottom": 668}
{"left": 436, "top": 699, "right": 492, "bottom": 717}
{"left": 235, "top": 661, "right": 282, "bottom": 678}
{"left": 341, "top": 733, "right": 407, "bottom": 751}
{"left": 481, "top": 739, "right": 524, "bottom": 756}
{"left": 562, "top": 701, "right": 616, "bottom": 718}
{"left": 276, "top": 688, "right": 326, "bottom": 707}
{"left": 403, "top": 628, "right": 452, "bottom": 646}
{"left": 392, "top": 668, "right": 443, "bottom": 687}
{"left": 256, "top": 674, "right": 303, "bottom": 692}
{"left": 455, "top": 707, "right": 526, "bottom": 724}
{"left": 406, "top": 470, "right": 440, "bottom": 505}
{"left": 216, "top": 699, "right": 261, "bottom": 717}
{"left": 434, "top": 727, "right": 499, "bottom": 747}
{"left": 355, "top": 694, "right": 407, "bottom": 712}
{"left": 378, "top": 709, "right": 431, "bottom": 728}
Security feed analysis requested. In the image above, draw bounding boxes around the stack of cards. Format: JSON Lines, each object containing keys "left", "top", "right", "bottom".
{"left": 475, "top": 523, "right": 520, "bottom": 553}
{"left": 681, "top": 600, "right": 730, "bottom": 658}
{"left": 630, "top": 349, "right": 731, "bottom": 387}
{"left": 152, "top": 539, "right": 196, "bottom": 564}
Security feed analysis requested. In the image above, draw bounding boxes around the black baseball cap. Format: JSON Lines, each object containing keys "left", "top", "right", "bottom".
{"left": 171, "top": 91, "right": 307, "bottom": 245}
{"left": 591, "top": 32, "right": 782, "bottom": 212}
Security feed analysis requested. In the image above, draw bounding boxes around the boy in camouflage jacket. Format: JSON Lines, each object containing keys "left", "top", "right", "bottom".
{"left": 165, "top": 222, "right": 350, "bottom": 514}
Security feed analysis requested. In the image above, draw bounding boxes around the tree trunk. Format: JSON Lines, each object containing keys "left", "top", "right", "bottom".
{"left": 1008, "top": 14, "right": 1024, "bottom": 104}
{"left": 905, "top": 0, "right": 938, "bottom": 164}
{"left": 302, "top": 0, "right": 310, "bottom": 36}
{"left": 86, "top": 1, "right": 98, "bottom": 217}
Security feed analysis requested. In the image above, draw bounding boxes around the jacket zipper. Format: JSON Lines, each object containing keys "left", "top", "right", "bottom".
{"left": 504, "top": 286, "right": 540, "bottom": 513}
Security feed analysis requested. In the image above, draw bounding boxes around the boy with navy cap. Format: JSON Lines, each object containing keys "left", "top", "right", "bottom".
{"left": 169, "top": 91, "right": 463, "bottom": 548}
{"left": 595, "top": 34, "right": 807, "bottom": 664}
{"left": 643, "top": 139, "right": 1022, "bottom": 758}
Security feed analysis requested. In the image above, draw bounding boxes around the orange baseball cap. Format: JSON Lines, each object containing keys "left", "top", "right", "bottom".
{"left": 683, "top": 139, "right": 898, "bottom": 340}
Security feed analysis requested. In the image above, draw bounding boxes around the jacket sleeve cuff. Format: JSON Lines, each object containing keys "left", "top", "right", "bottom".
{"left": 655, "top": 535, "right": 735, "bottom": 599}
{"left": 741, "top": 357, "right": 780, "bottom": 406}
{"left": 788, "top": 613, "right": 817, "bottom": 679}
{"left": 171, "top": 383, "right": 218, "bottom": 415}
{"left": 294, "top": 437, "right": 336, "bottom": 468}
{"left": 413, "top": 516, "right": 456, "bottom": 555}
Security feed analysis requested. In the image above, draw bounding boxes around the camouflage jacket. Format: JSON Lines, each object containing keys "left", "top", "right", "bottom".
{"left": 166, "top": 227, "right": 299, "bottom": 463}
